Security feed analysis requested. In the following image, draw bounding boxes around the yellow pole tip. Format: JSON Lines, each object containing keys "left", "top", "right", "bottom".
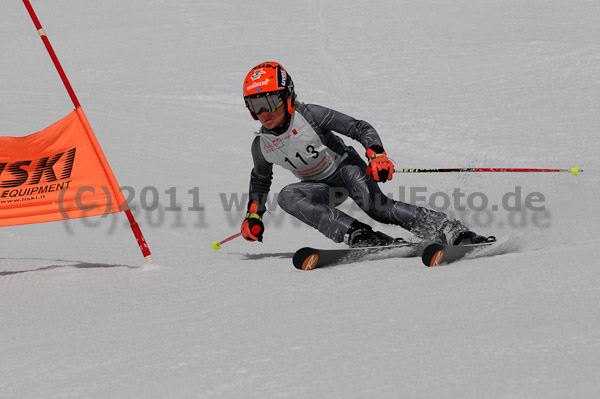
{"left": 212, "top": 240, "right": 222, "bottom": 250}
{"left": 570, "top": 166, "right": 580, "bottom": 176}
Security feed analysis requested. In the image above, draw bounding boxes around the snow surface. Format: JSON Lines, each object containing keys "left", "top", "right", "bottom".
{"left": 1, "top": 1, "right": 600, "bottom": 398}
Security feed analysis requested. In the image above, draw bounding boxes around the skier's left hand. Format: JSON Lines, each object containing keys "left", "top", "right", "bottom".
{"left": 366, "top": 147, "right": 394, "bottom": 182}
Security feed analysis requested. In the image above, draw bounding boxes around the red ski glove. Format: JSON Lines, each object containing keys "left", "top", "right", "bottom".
{"left": 241, "top": 202, "right": 264, "bottom": 242}
{"left": 366, "top": 147, "right": 394, "bottom": 182}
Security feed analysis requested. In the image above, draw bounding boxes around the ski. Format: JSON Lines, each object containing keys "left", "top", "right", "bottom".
{"left": 293, "top": 242, "right": 422, "bottom": 270}
{"left": 421, "top": 241, "right": 497, "bottom": 266}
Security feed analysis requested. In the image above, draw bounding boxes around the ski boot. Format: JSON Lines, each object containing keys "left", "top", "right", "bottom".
{"left": 344, "top": 221, "right": 406, "bottom": 248}
{"left": 452, "top": 231, "right": 496, "bottom": 245}
{"left": 441, "top": 219, "right": 496, "bottom": 245}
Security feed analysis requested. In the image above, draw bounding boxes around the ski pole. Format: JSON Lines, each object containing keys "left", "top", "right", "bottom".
{"left": 212, "top": 232, "right": 242, "bottom": 250}
{"left": 395, "top": 166, "right": 582, "bottom": 176}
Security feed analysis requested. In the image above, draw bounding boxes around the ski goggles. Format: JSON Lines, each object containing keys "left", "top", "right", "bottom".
{"left": 244, "top": 92, "right": 283, "bottom": 114}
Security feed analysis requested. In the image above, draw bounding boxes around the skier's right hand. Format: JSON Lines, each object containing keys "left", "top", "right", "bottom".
{"left": 241, "top": 202, "right": 264, "bottom": 242}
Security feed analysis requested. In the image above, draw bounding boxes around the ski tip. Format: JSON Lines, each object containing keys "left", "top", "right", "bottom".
{"left": 421, "top": 243, "right": 446, "bottom": 267}
{"left": 570, "top": 166, "right": 581, "bottom": 176}
{"left": 300, "top": 253, "right": 319, "bottom": 270}
{"left": 428, "top": 249, "right": 445, "bottom": 266}
{"left": 292, "top": 248, "right": 320, "bottom": 270}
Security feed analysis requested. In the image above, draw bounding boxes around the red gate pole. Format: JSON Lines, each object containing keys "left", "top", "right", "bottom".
{"left": 23, "top": 0, "right": 153, "bottom": 262}
{"left": 23, "top": 0, "right": 80, "bottom": 108}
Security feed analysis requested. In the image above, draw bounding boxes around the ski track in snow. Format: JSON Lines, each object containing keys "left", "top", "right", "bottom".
{"left": 1, "top": 1, "right": 600, "bottom": 398}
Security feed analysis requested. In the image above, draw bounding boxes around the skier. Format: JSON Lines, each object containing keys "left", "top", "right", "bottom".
{"left": 240, "top": 61, "right": 494, "bottom": 247}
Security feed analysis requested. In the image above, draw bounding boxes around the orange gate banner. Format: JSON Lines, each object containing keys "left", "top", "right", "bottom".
{"left": 0, "top": 107, "right": 128, "bottom": 227}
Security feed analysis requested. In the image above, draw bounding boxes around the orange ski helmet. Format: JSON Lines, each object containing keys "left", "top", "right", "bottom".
{"left": 243, "top": 62, "right": 296, "bottom": 120}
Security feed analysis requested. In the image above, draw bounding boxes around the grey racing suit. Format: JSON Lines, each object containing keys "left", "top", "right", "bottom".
{"left": 247, "top": 101, "right": 453, "bottom": 243}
